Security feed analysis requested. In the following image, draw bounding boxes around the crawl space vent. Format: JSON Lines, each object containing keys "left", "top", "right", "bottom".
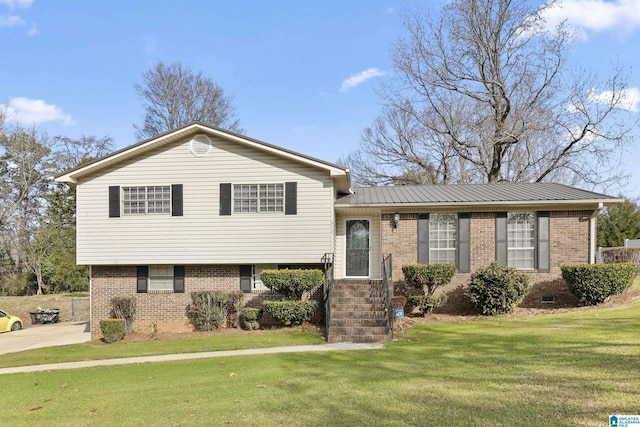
{"left": 190, "top": 134, "right": 212, "bottom": 157}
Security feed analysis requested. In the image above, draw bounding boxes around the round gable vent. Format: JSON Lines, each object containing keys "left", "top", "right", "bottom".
{"left": 190, "top": 134, "right": 212, "bottom": 157}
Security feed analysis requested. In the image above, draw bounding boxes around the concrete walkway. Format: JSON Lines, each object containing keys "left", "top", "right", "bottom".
{"left": 0, "top": 342, "right": 383, "bottom": 375}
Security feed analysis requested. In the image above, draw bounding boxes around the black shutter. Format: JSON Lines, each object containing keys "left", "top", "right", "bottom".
{"left": 109, "top": 186, "right": 120, "bottom": 218}
{"left": 495, "top": 212, "right": 508, "bottom": 266}
{"left": 285, "top": 182, "right": 297, "bottom": 215}
{"left": 220, "top": 183, "right": 231, "bottom": 216}
{"left": 537, "top": 212, "right": 550, "bottom": 273}
{"left": 136, "top": 266, "right": 148, "bottom": 293}
{"left": 239, "top": 265, "right": 252, "bottom": 293}
{"left": 417, "top": 213, "right": 429, "bottom": 264}
{"left": 171, "top": 184, "right": 183, "bottom": 217}
{"left": 458, "top": 213, "right": 471, "bottom": 273}
{"left": 173, "top": 265, "right": 185, "bottom": 293}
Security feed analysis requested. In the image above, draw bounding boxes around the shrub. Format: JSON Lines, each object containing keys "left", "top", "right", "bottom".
{"left": 110, "top": 296, "right": 136, "bottom": 334}
{"left": 263, "top": 300, "right": 318, "bottom": 326}
{"left": 561, "top": 263, "right": 636, "bottom": 305}
{"left": 466, "top": 263, "right": 530, "bottom": 315}
{"left": 408, "top": 294, "right": 448, "bottom": 316}
{"left": 260, "top": 269, "right": 323, "bottom": 300}
{"left": 224, "top": 291, "right": 243, "bottom": 328}
{"left": 402, "top": 263, "right": 456, "bottom": 296}
{"left": 100, "top": 319, "right": 126, "bottom": 343}
{"left": 240, "top": 307, "right": 263, "bottom": 330}
{"left": 186, "top": 291, "right": 228, "bottom": 331}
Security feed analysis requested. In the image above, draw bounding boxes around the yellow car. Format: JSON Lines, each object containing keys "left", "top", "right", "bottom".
{"left": 0, "top": 309, "right": 23, "bottom": 332}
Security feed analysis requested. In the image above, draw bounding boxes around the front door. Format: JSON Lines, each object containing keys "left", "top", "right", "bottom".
{"left": 346, "top": 219, "right": 370, "bottom": 277}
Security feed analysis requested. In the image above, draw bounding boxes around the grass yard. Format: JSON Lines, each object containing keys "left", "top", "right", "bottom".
{"left": 2, "top": 298, "right": 639, "bottom": 426}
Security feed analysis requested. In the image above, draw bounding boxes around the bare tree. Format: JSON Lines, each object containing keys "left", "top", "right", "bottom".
{"left": 134, "top": 61, "right": 242, "bottom": 140}
{"left": 347, "top": 0, "right": 637, "bottom": 188}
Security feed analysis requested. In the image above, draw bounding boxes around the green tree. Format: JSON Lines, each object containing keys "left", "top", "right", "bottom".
{"left": 597, "top": 199, "right": 640, "bottom": 247}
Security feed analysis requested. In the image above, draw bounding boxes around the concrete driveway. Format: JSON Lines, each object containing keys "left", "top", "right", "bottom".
{"left": 0, "top": 321, "right": 90, "bottom": 355}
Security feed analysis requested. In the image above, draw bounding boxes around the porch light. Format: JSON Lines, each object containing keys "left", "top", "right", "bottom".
{"left": 393, "top": 212, "right": 400, "bottom": 228}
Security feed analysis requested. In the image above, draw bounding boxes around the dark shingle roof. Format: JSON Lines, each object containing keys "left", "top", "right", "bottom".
{"left": 335, "top": 183, "right": 620, "bottom": 206}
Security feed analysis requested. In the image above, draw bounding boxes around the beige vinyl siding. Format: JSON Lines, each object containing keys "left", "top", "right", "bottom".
{"left": 334, "top": 210, "right": 381, "bottom": 279}
{"left": 76, "top": 135, "right": 334, "bottom": 265}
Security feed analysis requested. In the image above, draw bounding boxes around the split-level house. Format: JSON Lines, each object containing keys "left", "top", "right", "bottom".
{"left": 55, "top": 122, "right": 622, "bottom": 342}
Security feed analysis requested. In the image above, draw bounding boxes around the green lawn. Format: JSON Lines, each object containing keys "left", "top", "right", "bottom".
{"left": 2, "top": 299, "right": 639, "bottom": 426}
{"left": 0, "top": 329, "right": 323, "bottom": 368}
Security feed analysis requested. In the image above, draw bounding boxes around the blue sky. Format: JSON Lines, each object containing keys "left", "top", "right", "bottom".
{"left": 1, "top": 0, "right": 639, "bottom": 196}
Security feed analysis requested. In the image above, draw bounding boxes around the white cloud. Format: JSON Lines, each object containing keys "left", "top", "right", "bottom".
{"left": 588, "top": 87, "right": 640, "bottom": 112}
{"left": 0, "top": 14, "right": 24, "bottom": 27}
{"left": 2, "top": 97, "right": 76, "bottom": 126}
{"left": 543, "top": 0, "right": 640, "bottom": 37}
{"left": 0, "top": 0, "right": 33, "bottom": 9}
{"left": 339, "top": 68, "right": 387, "bottom": 93}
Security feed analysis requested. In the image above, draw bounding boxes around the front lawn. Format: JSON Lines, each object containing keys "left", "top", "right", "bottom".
{"left": 2, "top": 298, "right": 638, "bottom": 426}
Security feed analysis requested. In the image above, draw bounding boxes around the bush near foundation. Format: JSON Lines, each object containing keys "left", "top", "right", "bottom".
{"left": 466, "top": 263, "right": 530, "bottom": 315}
{"left": 561, "top": 263, "right": 635, "bottom": 305}
{"left": 402, "top": 263, "right": 456, "bottom": 296}
{"left": 100, "top": 319, "right": 126, "bottom": 343}
{"left": 260, "top": 269, "right": 323, "bottom": 300}
{"left": 263, "top": 301, "right": 318, "bottom": 326}
{"left": 186, "top": 291, "right": 227, "bottom": 331}
{"left": 240, "top": 308, "right": 263, "bottom": 330}
{"left": 408, "top": 294, "right": 448, "bottom": 317}
{"left": 110, "top": 296, "right": 136, "bottom": 334}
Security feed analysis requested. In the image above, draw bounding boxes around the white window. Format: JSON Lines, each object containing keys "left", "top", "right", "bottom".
{"left": 233, "top": 184, "right": 284, "bottom": 213}
{"left": 429, "top": 213, "right": 457, "bottom": 264}
{"left": 149, "top": 265, "right": 173, "bottom": 292}
{"left": 252, "top": 264, "right": 276, "bottom": 291}
{"left": 123, "top": 186, "right": 170, "bottom": 215}
{"left": 508, "top": 212, "right": 536, "bottom": 269}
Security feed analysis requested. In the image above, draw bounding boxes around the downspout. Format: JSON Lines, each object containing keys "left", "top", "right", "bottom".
{"left": 589, "top": 203, "right": 602, "bottom": 264}
{"left": 89, "top": 265, "right": 92, "bottom": 332}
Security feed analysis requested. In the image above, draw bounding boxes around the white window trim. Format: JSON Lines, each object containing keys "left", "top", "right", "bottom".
{"left": 429, "top": 213, "right": 458, "bottom": 265}
{"left": 122, "top": 185, "right": 171, "bottom": 215}
{"left": 507, "top": 212, "right": 536, "bottom": 270}
{"left": 148, "top": 265, "right": 174, "bottom": 293}
{"left": 233, "top": 183, "right": 285, "bottom": 214}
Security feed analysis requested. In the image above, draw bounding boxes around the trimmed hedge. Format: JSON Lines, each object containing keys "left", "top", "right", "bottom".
{"left": 240, "top": 308, "right": 263, "bottom": 330}
{"left": 408, "top": 294, "right": 447, "bottom": 317}
{"left": 402, "top": 263, "right": 456, "bottom": 295}
{"left": 260, "top": 269, "right": 323, "bottom": 300}
{"left": 263, "top": 300, "right": 318, "bottom": 326}
{"left": 465, "top": 263, "right": 530, "bottom": 315}
{"left": 561, "top": 263, "right": 635, "bottom": 305}
{"left": 100, "top": 319, "right": 126, "bottom": 343}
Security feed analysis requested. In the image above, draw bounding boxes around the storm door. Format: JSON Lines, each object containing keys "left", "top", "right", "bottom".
{"left": 346, "top": 219, "right": 370, "bottom": 277}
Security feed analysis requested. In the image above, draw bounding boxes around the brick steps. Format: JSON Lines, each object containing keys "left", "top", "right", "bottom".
{"left": 327, "top": 279, "right": 391, "bottom": 344}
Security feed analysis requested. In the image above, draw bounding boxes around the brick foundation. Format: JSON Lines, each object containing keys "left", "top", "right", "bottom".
{"left": 90, "top": 265, "right": 324, "bottom": 340}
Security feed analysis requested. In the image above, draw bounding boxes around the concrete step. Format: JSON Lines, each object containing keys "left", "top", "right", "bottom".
{"left": 328, "top": 333, "right": 390, "bottom": 344}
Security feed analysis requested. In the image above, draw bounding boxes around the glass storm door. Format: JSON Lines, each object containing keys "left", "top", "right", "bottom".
{"left": 346, "top": 219, "right": 370, "bottom": 277}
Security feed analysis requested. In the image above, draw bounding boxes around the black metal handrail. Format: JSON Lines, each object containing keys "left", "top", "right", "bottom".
{"left": 381, "top": 253, "right": 394, "bottom": 340}
{"left": 322, "top": 252, "right": 335, "bottom": 341}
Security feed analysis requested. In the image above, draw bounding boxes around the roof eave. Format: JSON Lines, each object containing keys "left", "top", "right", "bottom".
{"left": 334, "top": 198, "right": 624, "bottom": 209}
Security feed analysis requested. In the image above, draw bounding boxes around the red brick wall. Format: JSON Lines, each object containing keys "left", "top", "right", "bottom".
{"left": 91, "top": 264, "right": 324, "bottom": 339}
{"left": 91, "top": 265, "right": 241, "bottom": 339}
{"left": 382, "top": 210, "right": 593, "bottom": 312}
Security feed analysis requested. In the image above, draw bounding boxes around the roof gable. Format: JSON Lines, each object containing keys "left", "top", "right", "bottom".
{"left": 55, "top": 121, "right": 351, "bottom": 192}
